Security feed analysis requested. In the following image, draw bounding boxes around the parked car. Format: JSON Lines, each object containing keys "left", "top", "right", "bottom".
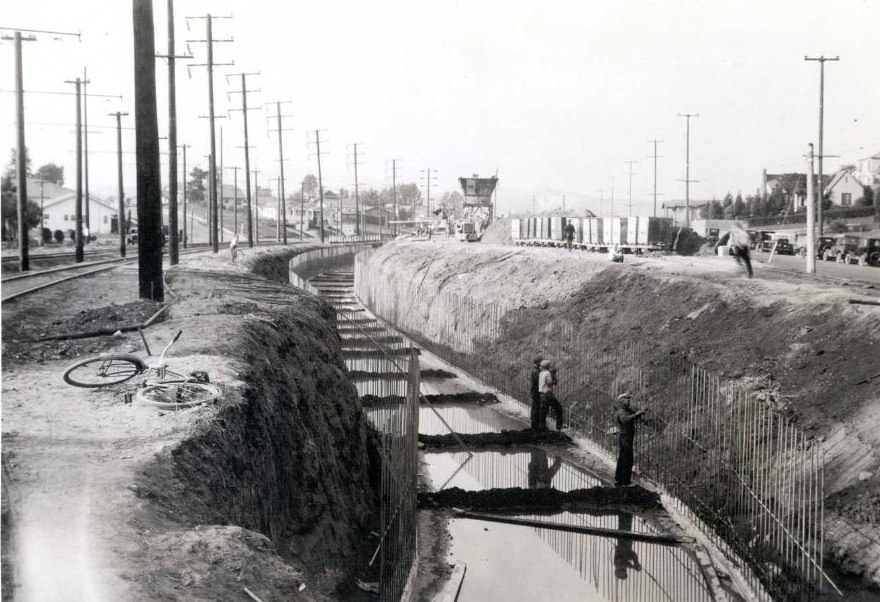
{"left": 863, "top": 237, "right": 880, "bottom": 267}
{"left": 773, "top": 238, "right": 795, "bottom": 255}
{"left": 826, "top": 234, "right": 874, "bottom": 265}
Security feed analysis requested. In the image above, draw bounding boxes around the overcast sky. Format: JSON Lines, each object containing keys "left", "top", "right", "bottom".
{"left": 2, "top": 0, "right": 879, "bottom": 216}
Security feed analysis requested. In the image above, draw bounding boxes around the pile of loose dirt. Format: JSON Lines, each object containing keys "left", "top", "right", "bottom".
{"left": 480, "top": 217, "right": 513, "bottom": 244}
{"left": 418, "top": 485, "right": 661, "bottom": 513}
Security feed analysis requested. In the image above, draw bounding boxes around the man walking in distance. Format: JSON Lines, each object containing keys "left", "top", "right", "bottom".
{"left": 563, "top": 220, "right": 576, "bottom": 251}
{"left": 715, "top": 221, "right": 753, "bottom": 278}
{"left": 529, "top": 355, "right": 543, "bottom": 430}
{"left": 614, "top": 392, "right": 648, "bottom": 487}
{"left": 538, "top": 360, "right": 565, "bottom": 431}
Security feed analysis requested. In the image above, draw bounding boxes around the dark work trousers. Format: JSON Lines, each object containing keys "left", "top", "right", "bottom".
{"left": 733, "top": 245, "right": 753, "bottom": 278}
{"left": 539, "top": 392, "right": 564, "bottom": 430}
{"left": 615, "top": 432, "right": 635, "bottom": 486}
{"left": 530, "top": 393, "right": 543, "bottom": 430}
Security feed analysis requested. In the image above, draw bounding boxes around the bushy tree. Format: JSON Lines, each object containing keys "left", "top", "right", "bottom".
{"left": 732, "top": 194, "right": 746, "bottom": 217}
{"left": 186, "top": 166, "right": 207, "bottom": 204}
{"left": 35, "top": 163, "right": 64, "bottom": 185}
{"left": 708, "top": 199, "right": 724, "bottom": 219}
{"left": 53, "top": 229, "right": 64, "bottom": 243}
{"left": 439, "top": 191, "right": 464, "bottom": 215}
{"left": 302, "top": 174, "right": 318, "bottom": 197}
{"left": 1, "top": 151, "right": 41, "bottom": 240}
{"left": 360, "top": 188, "right": 380, "bottom": 208}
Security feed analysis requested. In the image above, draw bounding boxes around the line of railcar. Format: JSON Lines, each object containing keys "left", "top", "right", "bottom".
{"left": 510, "top": 216, "right": 676, "bottom": 253}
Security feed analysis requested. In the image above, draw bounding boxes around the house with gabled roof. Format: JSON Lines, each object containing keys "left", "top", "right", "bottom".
{"left": 825, "top": 168, "right": 867, "bottom": 207}
{"left": 40, "top": 189, "right": 119, "bottom": 235}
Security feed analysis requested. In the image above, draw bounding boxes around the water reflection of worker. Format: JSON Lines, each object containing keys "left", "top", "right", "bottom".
{"left": 613, "top": 512, "right": 641, "bottom": 580}
{"left": 529, "top": 355, "right": 543, "bottom": 430}
{"left": 527, "top": 449, "right": 563, "bottom": 489}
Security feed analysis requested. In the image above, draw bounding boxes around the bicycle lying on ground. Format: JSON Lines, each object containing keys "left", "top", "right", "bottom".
{"left": 62, "top": 330, "right": 222, "bottom": 409}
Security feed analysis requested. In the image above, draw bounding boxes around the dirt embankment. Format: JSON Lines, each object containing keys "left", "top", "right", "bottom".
{"left": 1, "top": 249, "right": 377, "bottom": 601}
{"left": 363, "top": 239, "right": 880, "bottom": 588}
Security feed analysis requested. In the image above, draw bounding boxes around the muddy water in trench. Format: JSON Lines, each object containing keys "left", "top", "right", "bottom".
{"left": 311, "top": 270, "right": 720, "bottom": 602}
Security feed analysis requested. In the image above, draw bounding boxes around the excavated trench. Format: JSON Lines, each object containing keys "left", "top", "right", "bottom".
{"left": 305, "top": 266, "right": 745, "bottom": 602}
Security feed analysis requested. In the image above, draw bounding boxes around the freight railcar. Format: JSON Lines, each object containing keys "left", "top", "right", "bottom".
{"left": 511, "top": 216, "right": 674, "bottom": 253}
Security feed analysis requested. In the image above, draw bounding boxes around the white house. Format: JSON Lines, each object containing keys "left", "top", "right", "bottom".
{"left": 41, "top": 191, "right": 120, "bottom": 235}
{"left": 856, "top": 151, "right": 880, "bottom": 187}
{"left": 825, "top": 169, "right": 866, "bottom": 207}
{"left": 661, "top": 200, "right": 710, "bottom": 227}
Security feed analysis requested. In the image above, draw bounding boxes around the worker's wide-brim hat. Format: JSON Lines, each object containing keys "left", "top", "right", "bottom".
{"left": 533, "top": 355, "right": 544, "bottom": 365}
{"left": 617, "top": 392, "right": 632, "bottom": 401}
{"left": 540, "top": 360, "right": 552, "bottom": 368}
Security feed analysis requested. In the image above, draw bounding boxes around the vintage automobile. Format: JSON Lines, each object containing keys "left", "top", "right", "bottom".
{"left": 772, "top": 237, "right": 795, "bottom": 255}
{"left": 825, "top": 234, "right": 880, "bottom": 266}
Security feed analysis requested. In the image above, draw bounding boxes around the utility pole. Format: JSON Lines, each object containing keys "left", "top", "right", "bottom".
{"left": 805, "top": 143, "right": 816, "bottom": 275}
{"left": 219, "top": 127, "right": 224, "bottom": 243}
{"left": 82, "top": 69, "right": 91, "bottom": 241}
{"left": 267, "top": 100, "right": 292, "bottom": 244}
{"left": 309, "top": 130, "right": 327, "bottom": 243}
{"left": 624, "top": 160, "right": 636, "bottom": 216}
{"left": 805, "top": 55, "right": 839, "bottom": 236}
{"left": 64, "top": 77, "right": 85, "bottom": 263}
{"left": 179, "top": 143, "right": 189, "bottom": 247}
{"left": 252, "top": 169, "right": 260, "bottom": 244}
{"left": 300, "top": 179, "right": 305, "bottom": 240}
{"left": 420, "top": 168, "right": 438, "bottom": 220}
{"left": 597, "top": 189, "right": 603, "bottom": 217}
{"left": 155, "top": 0, "right": 191, "bottom": 264}
{"left": 109, "top": 110, "right": 129, "bottom": 257}
{"left": 678, "top": 113, "right": 699, "bottom": 229}
{"left": 13, "top": 32, "right": 33, "bottom": 270}
{"left": 133, "top": 0, "right": 164, "bottom": 301}
{"left": 187, "top": 13, "right": 233, "bottom": 253}
{"left": 348, "top": 142, "right": 363, "bottom": 236}
{"left": 3, "top": 27, "right": 79, "bottom": 270}
{"left": 39, "top": 177, "right": 44, "bottom": 235}
{"left": 647, "top": 139, "right": 663, "bottom": 217}
{"left": 390, "top": 159, "right": 400, "bottom": 235}
{"left": 227, "top": 72, "right": 260, "bottom": 248}
{"left": 610, "top": 176, "right": 615, "bottom": 218}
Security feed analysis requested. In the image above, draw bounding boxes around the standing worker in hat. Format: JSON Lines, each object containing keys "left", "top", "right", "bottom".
{"left": 614, "top": 392, "right": 648, "bottom": 487}
{"left": 529, "top": 355, "right": 544, "bottom": 430}
{"left": 538, "top": 360, "right": 565, "bottom": 431}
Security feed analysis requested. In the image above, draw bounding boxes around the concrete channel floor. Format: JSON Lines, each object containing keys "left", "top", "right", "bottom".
{"left": 309, "top": 270, "right": 748, "bottom": 602}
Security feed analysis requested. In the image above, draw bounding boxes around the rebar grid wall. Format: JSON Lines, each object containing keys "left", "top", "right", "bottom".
{"left": 289, "top": 253, "right": 419, "bottom": 602}
{"left": 338, "top": 307, "right": 420, "bottom": 602}
{"left": 354, "top": 251, "right": 831, "bottom": 601}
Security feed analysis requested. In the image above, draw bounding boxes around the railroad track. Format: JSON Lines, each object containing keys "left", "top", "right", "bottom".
{"left": 1, "top": 243, "right": 214, "bottom": 272}
{"left": 1, "top": 246, "right": 209, "bottom": 303}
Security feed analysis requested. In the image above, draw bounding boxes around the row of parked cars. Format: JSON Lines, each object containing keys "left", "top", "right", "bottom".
{"left": 746, "top": 230, "right": 880, "bottom": 266}
{"left": 812, "top": 234, "right": 880, "bottom": 266}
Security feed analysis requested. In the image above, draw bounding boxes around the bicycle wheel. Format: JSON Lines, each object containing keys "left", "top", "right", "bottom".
{"left": 135, "top": 380, "right": 221, "bottom": 409}
{"left": 63, "top": 354, "right": 146, "bottom": 388}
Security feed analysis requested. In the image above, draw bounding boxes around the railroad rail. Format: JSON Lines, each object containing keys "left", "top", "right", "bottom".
{"left": 0, "top": 246, "right": 208, "bottom": 303}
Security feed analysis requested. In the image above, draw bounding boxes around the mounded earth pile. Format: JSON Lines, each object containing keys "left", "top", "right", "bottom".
{"left": 362, "top": 239, "right": 880, "bottom": 591}
{"left": 1, "top": 248, "right": 378, "bottom": 601}
{"left": 135, "top": 265, "right": 374, "bottom": 593}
